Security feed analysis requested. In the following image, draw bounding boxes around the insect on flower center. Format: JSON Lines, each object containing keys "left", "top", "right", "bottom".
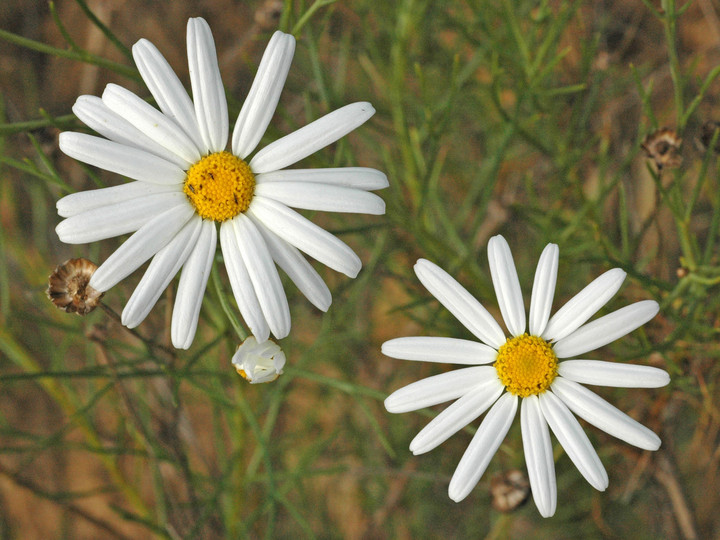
{"left": 494, "top": 334, "right": 558, "bottom": 397}
{"left": 183, "top": 151, "right": 255, "bottom": 222}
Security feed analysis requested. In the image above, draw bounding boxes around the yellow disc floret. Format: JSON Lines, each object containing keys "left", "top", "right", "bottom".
{"left": 494, "top": 334, "right": 558, "bottom": 397}
{"left": 183, "top": 151, "right": 255, "bottom": 222}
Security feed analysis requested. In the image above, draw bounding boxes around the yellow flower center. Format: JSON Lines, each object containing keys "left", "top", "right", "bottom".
{"left": 183, "top": 151, "right": 255, "bottom": 222}
{"left": 494, "top": 334, "right": 558, "bottom": 397}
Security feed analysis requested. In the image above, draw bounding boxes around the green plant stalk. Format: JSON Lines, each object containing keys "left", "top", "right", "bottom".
{"left": 0, "top": 28, "right": 139, "bottom": 80}
{"left": 0, "top": 327, "right": 150, "bottom": 518}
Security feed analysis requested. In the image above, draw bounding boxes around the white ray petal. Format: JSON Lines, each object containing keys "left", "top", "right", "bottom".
{"left": 254, "top": 182, "right": 385, "bottom": 215}
{"left": 529, "top": 243, "right": 558, "bottom": 336}
{"left": 257, "top": 167, "right": 389, "bottom": 190}
{"left": 558, "top": 360, "right": 670, "bottom": 388}
{"left": 384, "top": 366, "right": 500, "bottom": 413}
{"left": 553, "top": 300, "right": 659, "bottom": 358}
{"left": 232, "top": 31, "right": 295, "bottom": 158}
{"left": 249, "top": 102, "right": 375, "bottom": 174}
{"left": 89, "top": 203, "right": 195, "bottom": 292}
{"left": 410, "top": 378, "right": 504, "bottom": 454}
{"left": 413, "top": 259, "right": 506, "bottom": 348}
{"left": 102, "top": 84, "right": 201, "bottom": 164}
{"left": 448, "top": 393, "right": 518, "bottom": 502}
{"left": 57, "top": 181, "right": 180, "bottom": 218}
{"left": 551, "top": 377, "right": 662, "bottom": 450}
{"left": 121, "top": 217, "right": 202, "bottom": 328}
{"left": 521, "top": 396, "right": 557, "bottom": 518}
{"left": 538, "top": 390, "right": 608, "bottom": 491}
{"left": 172, "top": 220, "right": 217, "bottom": 349}
{"left": 72, "top": 96, "right": 188, "bottom": 168}
{"left": 543, "top": 268, "right": 626, "bottom": 342}
{"left": 187, "top": 17, "right": 228, "bottom": 152}
{"left": 132, "top": 38, "right": 205, "bottom": 151}
{"left": 59, "top": 132, "right": 186, "bottom": 185}
{"left": 248, "top": 196, "right": 361, "bottom": 278}
{"left": 488, "top": 235, "right": 526, "bottom": 336}
{"left": 220, "top": 221, "right": 269, "bottom": 342}
{"left": 56, "top": 192, "right": 187, "bottom": 244}
{"left": 252, "top": 216, "right": 332, "bottom": 311}
{"left": 381, "top": 337, "right": 498, "bottom": 364}
{"left": 230, "top": 214, "right": 290, "bottom": 339}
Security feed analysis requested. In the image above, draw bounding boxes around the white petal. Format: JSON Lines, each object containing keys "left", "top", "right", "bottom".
{"left": 57, "top": 181, "right": 180, "bottom": 218}
{"left": 254, "top": 182, "right": 385, "bottom": 215}
{"left": 543, "top": 268, "right": 626, "bottom": 342}
{"left": 553, "top": 300, "right": 659, "bottom": 358}
{"left": 381, "top": 337, "right": 497, "bottom": 364}
{"left": 448, "top": 393, "right": 518, "bottom": 502}
{"left": 248, "top": 196, "right": 361, "bottom": 278}
{"left": 529, "top": 243, "right": 558, "bottom": 336}
{"left": 89, "top": 203, "right": 195, "bottom": 292}
{"left": 172, "top": 220, "right": 217, "bottom": 349}
{"left": 132, "top": 38, "right": 205, "bottom": 151}
{"left": 558, "top": 360, "right": 670, "bottom": 388}
{"left": 538, "top": 391, "right": 608, "bottom": 491}
{"left": 257, "top": 167, "right": 389, "bottom": 190}
{"left": 72, "top": 95, "right": 188, "bottom": 168}
{"left": 521, "top": 396, "right": 557, "bottom": 518}
{"left": 121, "top": 217, "right": 202, "bottom": 328}
{"left": 220, "top": 220, "right": 269, "bottom": 342}
{"left": 410, "top": 378, "right": 504, "bottom": 454}
{"left": 249, "top": 102, "right": 375, "bottom": 173}
{"left": 232, "top": 31, "right": 295, "bottom": 158}
{"left": 384, "top": 366, "right": 500, "bottom": 413}
{"left": 56, "top": 192, "right": 188, "bottom": 244}
{"left": 252, "top": 217, "right": 331, "bottom": 311}
{"left": 413, "top": 259, "right": 506, "bottom": 348}
{"left": 488, "top": 235, "right": 526, "bottom": 336}
{"left": 187, "top": 17, "right": 228, "bottom": 152}
{"left": 551, "top": 378, "right": 662, "bottom": 450}
{"left": 230, "top": 214, "right": 290, "bottom": 339}
{"left": 103, "top": 84, "right": 201, "bottom": 164}
{"left": 59, "top": 132, "right": 186, "bottom": 185}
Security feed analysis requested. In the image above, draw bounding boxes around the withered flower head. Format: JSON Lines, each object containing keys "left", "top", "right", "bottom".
{"left": 254, "top": 0, "right": 283, "bottom": 30}
{"left": 47, "top": 258, "right": 103, "bottom": 315}
{"left": 490, "top": 469, "right": 531, "bottom": 513}
{"left": 641, "top": 127, "right": 683, "bottom": 170}
{"left": 700, "top": 121, "right": 720, "bottom": 153}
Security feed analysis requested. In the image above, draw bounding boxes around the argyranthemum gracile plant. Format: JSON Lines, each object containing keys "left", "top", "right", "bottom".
{"left": 383, "top": 235, "right": 669, "bottom": 517}
{"left": 55, "top": 17, "right": 387, "bottom": 349}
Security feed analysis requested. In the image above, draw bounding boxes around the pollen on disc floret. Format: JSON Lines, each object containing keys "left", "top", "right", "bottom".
{"left": 494, "top": 334, "right": 559, "bottom": 397}
{"left": 183, "top": 151, "right": 256, "bottom": 222}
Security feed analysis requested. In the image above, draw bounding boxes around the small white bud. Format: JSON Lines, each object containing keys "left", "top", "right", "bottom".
{"left": 232, "top": 337, "right": 286, "bottom": 384}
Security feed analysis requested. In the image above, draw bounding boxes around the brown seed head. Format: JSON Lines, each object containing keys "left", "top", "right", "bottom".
{"left": 254, "top": 0, "right": 283, "bottom": 30}
{"left": 489, "top": 469, "right": 530, "bottom": 513}
{"left": 700, "top": 121, "right": 720, "bottom": 152}
{"left": 641, "top": 128, "right": 683, "bottom": 171}
{"left": 47, "top": 258, "right": 103, "bottom": 315}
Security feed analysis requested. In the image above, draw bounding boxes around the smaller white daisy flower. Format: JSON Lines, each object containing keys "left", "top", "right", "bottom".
{"left": 232, "top": 336, "right": 286, "bottom": 384}
{"left": 56, "top": 18, "right": 387, "bottom": 349}
{"left": 383, "top": 235, "right": 669, "bottom": 517}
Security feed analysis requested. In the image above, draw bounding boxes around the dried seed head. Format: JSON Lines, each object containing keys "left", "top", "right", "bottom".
{"left": 641, "top": 128, "right": 683, "bottom": 171}
{"left": 700, "top": 121, "right": 720, "bottom": 152}
{"left": 489, "top": 469, "right": 530, "bottom": 513}
{"left": 47, "top": 258, "right": 103, "bottom": 315}
{"left": 254, "top": 0, "right": 283, "bottom": 30}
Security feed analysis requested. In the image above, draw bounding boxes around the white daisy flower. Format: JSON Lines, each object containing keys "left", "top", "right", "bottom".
{"left": 232, "top": 336, "right": 286, "bottom": 384}
{"left": 55, "top": 18, "right": 387, "bottom": 349}
{"left": 383, "top": 235, "right": 669, "bottom": 517}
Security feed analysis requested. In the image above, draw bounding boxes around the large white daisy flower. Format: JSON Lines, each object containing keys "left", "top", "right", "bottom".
{"left": 55, "top": 18, "right": 387, "bottom": 349}
{"left": 383, "top": 235, "right": 669, "bottom": 517}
